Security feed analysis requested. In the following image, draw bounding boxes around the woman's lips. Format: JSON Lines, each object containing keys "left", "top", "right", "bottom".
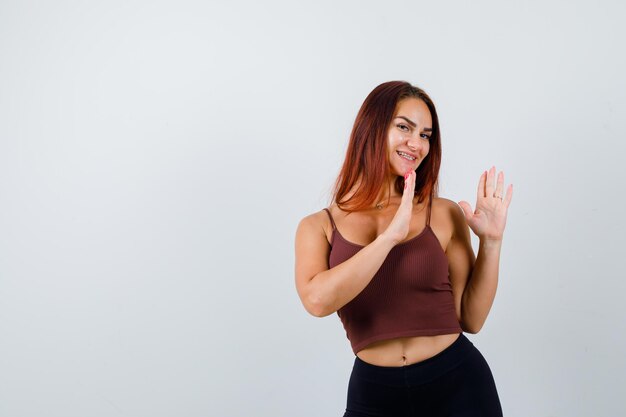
{"left": 397, "top": 151, "right": 416, "bottom": 163}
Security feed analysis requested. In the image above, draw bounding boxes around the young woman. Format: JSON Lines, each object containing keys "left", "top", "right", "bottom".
{"left": 294, "top": 81, "right": 512, "bottom": 416}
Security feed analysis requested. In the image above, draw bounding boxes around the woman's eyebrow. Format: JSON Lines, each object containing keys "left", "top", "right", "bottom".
{"left": 395, "top": 116, "right": 432, "bottom": 132}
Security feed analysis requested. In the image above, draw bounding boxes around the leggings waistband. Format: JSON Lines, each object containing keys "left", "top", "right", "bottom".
{"left": 352, "top": 332, "right": 476, "bottom": 387}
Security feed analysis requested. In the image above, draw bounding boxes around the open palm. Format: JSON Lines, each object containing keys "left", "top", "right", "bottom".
{"left": 458, "top": 166, "right": 513, "bottom": 241}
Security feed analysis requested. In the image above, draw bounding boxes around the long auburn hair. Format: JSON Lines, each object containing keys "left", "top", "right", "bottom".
{"left": 329, "top": 81, "right": 442, "bottom": 213}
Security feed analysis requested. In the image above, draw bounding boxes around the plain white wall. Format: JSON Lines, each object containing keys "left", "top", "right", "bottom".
{"left": 1, "top": 1, "right": 624, "bottom": 416}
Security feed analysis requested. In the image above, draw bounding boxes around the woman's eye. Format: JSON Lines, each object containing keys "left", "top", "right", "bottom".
{"left": 398, "top": 124, "right": 409, "bottom": 131}
{"left": 421, "top": 134, "right": 431, "bottom": 140}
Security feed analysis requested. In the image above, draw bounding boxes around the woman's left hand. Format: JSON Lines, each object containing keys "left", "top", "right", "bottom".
{"left": 457, "top": 166, "right": 513, "bottom": 241}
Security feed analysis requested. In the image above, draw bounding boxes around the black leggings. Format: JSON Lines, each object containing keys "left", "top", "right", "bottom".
{"left": 343, "top": 333, "right": 503, "bottom": 417}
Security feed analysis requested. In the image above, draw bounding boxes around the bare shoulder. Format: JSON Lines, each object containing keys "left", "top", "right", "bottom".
{"left": 295, "top": 208, "right": 334, "bottom": 246}
{"left": 433, "top": 197, "right": 469, "bottom": 239}
{"left": 431, "top": 197, "right": 467, "bottom": 250}
{"left": 431, "top": 197, "right": 461, "bottom": 224}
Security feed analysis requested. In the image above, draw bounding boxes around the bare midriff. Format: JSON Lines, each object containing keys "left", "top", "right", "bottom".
{"left": 356, "top": 333, "right": 462, "bottom": 367}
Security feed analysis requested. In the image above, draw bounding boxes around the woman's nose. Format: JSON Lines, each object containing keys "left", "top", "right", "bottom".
{"left": 406, "top": 136, "right": 421, "bottom": 151}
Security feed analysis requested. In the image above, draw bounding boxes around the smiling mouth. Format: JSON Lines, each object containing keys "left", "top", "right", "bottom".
{"left": 397, "top": 151, "right": 416, "bottom": 161}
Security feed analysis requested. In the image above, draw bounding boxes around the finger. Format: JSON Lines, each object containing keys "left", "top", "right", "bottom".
{"left": 503, "top": 184, "right": 513, "bottom": 208}
{"left": 403, "top": 172, "right": 416, "bottom": 208}
{"left": 477, "top": 170, "right": 486, "bottom": 199}
{"left": 485, "top": 166, "right": 495, "bottom": 197}
{"left": 403, "top": 171, "right": 415, "bottom": 197}
{"left": 495, "top": 171, "right": 504, "bottom": 199}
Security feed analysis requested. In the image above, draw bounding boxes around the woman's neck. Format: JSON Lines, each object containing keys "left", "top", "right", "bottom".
{"left": 340, "top": 174, "right": 412, "bottom": 210}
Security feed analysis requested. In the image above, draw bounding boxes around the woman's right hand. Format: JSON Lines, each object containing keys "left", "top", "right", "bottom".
{"left": 383, "top": 170, "right": 416, "bottom": 246}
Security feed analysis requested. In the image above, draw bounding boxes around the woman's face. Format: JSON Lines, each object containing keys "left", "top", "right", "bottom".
{"left": 387, "top": 98, "right": 432, "bottom": 177}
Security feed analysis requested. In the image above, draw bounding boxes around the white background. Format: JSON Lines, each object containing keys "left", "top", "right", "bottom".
{"left": 1, "top": 1, "right": 624, "bottom": 416}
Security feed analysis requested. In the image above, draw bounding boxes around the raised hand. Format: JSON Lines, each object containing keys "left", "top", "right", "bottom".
{"left": 457, "top": 166, "right": 513, "bottom": 241}
{"left": 383, "top": 170, "right": 416, "bottom": 245}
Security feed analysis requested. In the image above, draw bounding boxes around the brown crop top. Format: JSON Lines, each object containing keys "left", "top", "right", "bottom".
{"left": 324, "top": 199, "right": 462, "bottom": 355}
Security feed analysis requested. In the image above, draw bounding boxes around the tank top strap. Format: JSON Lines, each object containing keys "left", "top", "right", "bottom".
{"left": 323, "top": 207, "right": 337, "bottom": 231}
{"left": 426, "top": 197, "right": 433, "bottom": 226}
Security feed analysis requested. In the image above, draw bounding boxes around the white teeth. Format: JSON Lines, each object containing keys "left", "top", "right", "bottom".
{"left": 397, "top": 151, "right": 416, "bottom": 160}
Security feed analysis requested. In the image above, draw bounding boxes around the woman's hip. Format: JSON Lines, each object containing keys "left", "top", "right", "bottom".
{"left": 344, "top": 333, "right": 503, "bottom": 416}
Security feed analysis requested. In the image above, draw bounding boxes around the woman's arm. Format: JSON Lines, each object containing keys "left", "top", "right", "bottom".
{"left": 445, "top": 200, "right": 476, "bottom": 332}
{"left": 446, "top": 199, "right": 502, "bottom": 333}
{"left": 294, "top": 214, "right": 396, "bottom": 317}
{"left": 448, "top": 167, "right": 512, "bottom": 333}
{"left": 295, "top": 171, "right": 418, "bottom": 317}
{"left": 462, "top": 238, "right": 502, "bottom": 333}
